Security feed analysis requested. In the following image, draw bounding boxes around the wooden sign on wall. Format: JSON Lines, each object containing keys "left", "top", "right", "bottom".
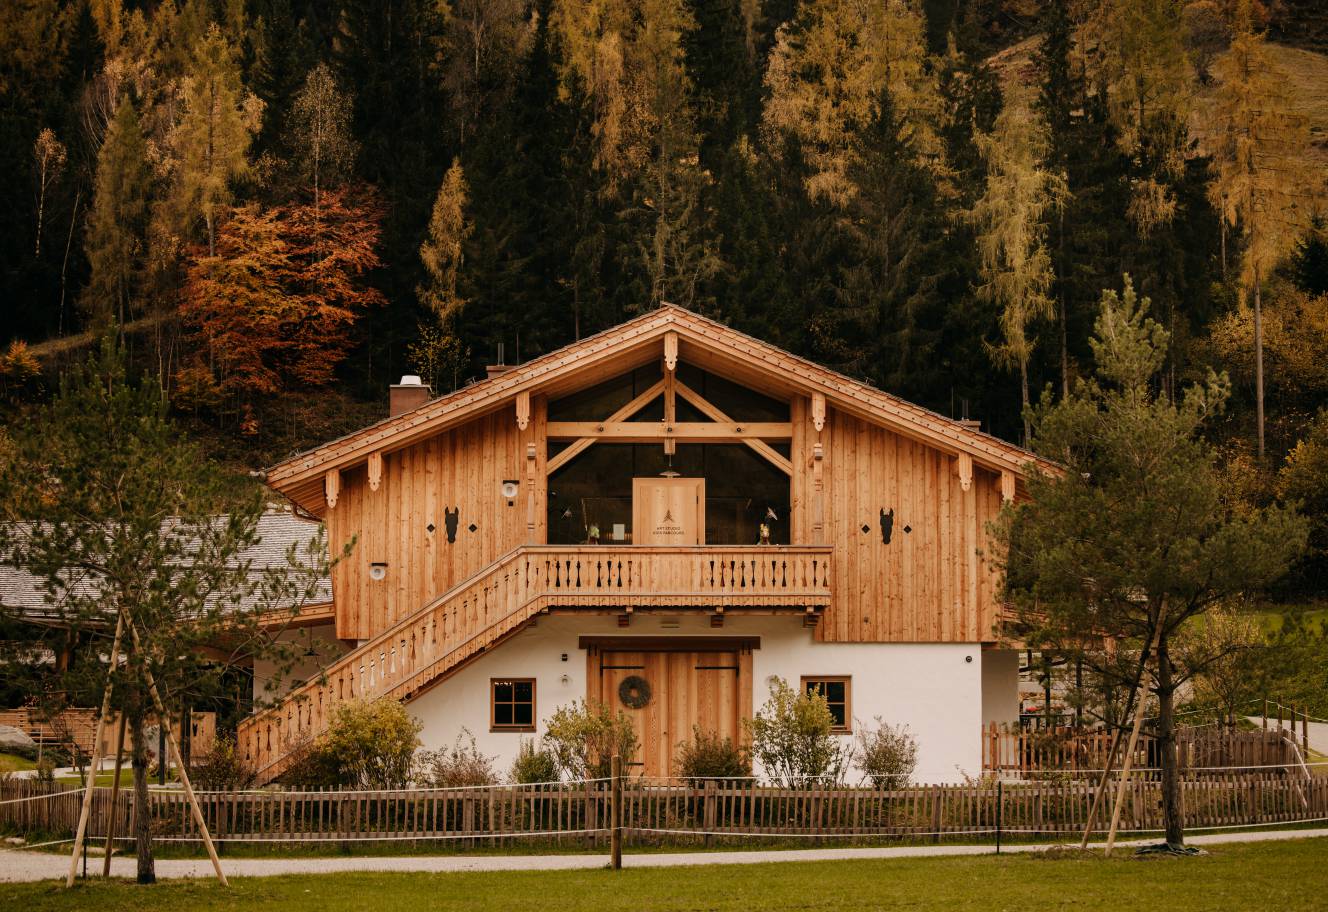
{"left": 632, "top": 477, "right": 705, "bottom": 545}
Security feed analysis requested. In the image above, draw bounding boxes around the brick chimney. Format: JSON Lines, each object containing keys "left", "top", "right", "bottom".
{"left": 389, "top": 375, "right": 431, "bottom": 417}
{"left": 958, "top": 419, "right": 982, "bottom": 433}
{"left": 485, "top": 364, "right": 514, "bottom": 380}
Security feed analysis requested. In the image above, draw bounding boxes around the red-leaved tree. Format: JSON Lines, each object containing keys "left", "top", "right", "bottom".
{"left": 179, "top": 186, "right": 385, "bottom": 428}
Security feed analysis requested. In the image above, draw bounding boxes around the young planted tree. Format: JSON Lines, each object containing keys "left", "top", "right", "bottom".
{"left": 82, "top": 99, "right": 150, "bottom": 328}
{"left": 998, "top": 277, "right": 1306, "bottom": 849}
{"left": 968, "top": 87, "right": 1066, "bottom": 442}
{"left": 0, "top": 339, "right": 328, "bottom": 883}
{"left": 1208, "top": 0, "right": 1315, "bottom": 458}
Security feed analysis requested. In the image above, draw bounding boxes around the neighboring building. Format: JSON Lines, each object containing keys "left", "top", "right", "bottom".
{"left": 239, "top": 305, "right": 1053, "bottom": 783}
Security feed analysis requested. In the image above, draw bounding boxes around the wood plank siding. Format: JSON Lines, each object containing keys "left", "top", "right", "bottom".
{"left": 812, "top": 406, "right": 1004, "bottom": 644}
{"left": 326, "top": 401, "right": 548, "bottom": 641}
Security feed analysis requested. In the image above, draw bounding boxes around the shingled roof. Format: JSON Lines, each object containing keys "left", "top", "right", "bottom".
{"left": 0, "top": 509, "right": 330, "bottom": 620}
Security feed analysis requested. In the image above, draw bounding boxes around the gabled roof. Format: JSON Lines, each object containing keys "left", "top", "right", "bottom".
{"left": 266, "top": 305, "right": 1056, "bottom": 512}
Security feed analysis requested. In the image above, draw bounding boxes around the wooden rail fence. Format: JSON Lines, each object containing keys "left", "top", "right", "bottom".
{"left": 5, "top": 771, "right": 1324, "bottom": 845}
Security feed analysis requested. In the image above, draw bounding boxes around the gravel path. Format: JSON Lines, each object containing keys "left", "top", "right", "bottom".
{"left": 3, "top": 828, "right": 1326, "bottom": 883}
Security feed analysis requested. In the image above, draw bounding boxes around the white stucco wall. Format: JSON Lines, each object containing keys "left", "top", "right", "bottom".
{"left": 980, "top": 648, "right": 1021, "bottom": 730}
{"left": 406, "top": 614, "right": 986, "bottom": 783}
{"left": 252, "top": 622, "right": 347, "bottom": 704}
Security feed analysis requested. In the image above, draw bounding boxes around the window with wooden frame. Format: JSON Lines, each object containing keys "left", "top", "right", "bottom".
{"left": 491, "top": 678, "right": 536, "bottom": 732}
{"left": 802, "top": 676, "right": 851, "bottom": 732}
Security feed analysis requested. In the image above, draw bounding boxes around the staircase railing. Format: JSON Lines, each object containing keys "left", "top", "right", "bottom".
{"left": 238, "top": 545, "right": 832, "bottom": 781}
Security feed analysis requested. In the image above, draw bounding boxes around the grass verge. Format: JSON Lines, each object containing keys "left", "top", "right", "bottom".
{"left": 3, "top": 838, "right": 1328, "bottom": 911}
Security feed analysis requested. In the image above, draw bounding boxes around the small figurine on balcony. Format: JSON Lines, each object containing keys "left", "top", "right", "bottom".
{"left": 586, "top": 523, "right": 600, "bottom": 545}
{"left": 757, "top": 522, "right": 771, "bottom": 545}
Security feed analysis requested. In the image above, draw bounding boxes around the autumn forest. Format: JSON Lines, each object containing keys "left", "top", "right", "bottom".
{"left": 2, "top": 0, "right": 1327, "bottom": 595}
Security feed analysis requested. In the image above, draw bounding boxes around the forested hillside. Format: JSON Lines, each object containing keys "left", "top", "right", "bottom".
{"left": 1, "top": 0, "right": 1327, "bottom": 591}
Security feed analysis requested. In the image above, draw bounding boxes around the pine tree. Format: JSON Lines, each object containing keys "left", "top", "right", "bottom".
{"left": 998, "top": 277, "right": 1306, "bottom": 850}
{"left": 174, "top": 23, "right": 261, "bottom": 256}
{"left": 0, "top": 338, "right": 327, "bottom": 883}
{"left": 83, "top": 99, "right": 150, "bottom": 328}
{"left": 1209, "top": 0, "right": 1315, "bottom": 458}
{"left": 834, "top": 88, "right": 947, "bottom": 394}
{"left": 968, "top": 86, "right": 1066, "bottom": 443}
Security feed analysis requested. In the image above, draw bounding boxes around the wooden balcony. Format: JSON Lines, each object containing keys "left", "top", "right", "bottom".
{"left": 529, "top": 545, "right": 833, "bottom": 610}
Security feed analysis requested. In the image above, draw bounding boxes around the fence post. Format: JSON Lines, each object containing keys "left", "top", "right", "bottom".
{"left": 995, "top": 779, "right": 1002, "bottom": 855}
{"left": 610, "top": 754, "right": 622, "bottom": 870}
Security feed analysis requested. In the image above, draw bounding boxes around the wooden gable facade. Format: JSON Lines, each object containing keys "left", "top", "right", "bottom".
{"left": 267, "top": 305, "right": 1047, "bottom": 646}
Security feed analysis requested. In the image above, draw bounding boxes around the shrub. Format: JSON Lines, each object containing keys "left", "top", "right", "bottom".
{"left": 189, "top": 736, "right": 257, "bottom": 790}
{"left": 542, "top": 700, "right": 638, "bottom": 780}
{"left": 675, "top": 727, "right": 751, "bottom": 781}
{"left": 744, "top": 677, "right": 853, "bottom": 787}
{"left": 286, "top": 698, "right": 421, "bottom": 789}
{"left": 418, "top": 729, "right": 498, "bottom": 787}
{"left": 34, "top": 757, "right": 55, "bottom": 783}
{"left": 855, "top": 718, "right": 918, "bottom": 788}
{"left": 510, "top": 738, "right": 559, "bottom": 784}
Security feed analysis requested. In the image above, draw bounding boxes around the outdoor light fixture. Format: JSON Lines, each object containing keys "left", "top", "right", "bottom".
{"left": 501, "top": 480, "right": 519, "bottom": 500}
{"left": 369, "top": 562, "right": 388, "bottom": 581}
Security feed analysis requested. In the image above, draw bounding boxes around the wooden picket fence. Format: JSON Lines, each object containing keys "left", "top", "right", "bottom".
{"left": 5, "top": 770, "right": 1325, "bottom": 846}
{"left": 981, "top": 724, "right": 1298, "bottom": 777}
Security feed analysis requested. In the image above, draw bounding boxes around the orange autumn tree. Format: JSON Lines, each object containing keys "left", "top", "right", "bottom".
{"left": 179, "top": 187, "right": 386, "bottom": 429}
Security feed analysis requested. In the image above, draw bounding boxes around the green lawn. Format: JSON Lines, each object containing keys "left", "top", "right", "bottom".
{"left": 0, "top": 752, "right": 36, "bottom": 773}
{"left": 4, "top": 838, "right": 1328, "bottom": 911}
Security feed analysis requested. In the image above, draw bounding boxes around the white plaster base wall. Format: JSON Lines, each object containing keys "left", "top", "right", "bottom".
{"left": 407, "top": 614, "right": 987, "bottom": 783}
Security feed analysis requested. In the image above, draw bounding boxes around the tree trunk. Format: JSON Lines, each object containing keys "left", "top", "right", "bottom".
{"left": 130, "top": 716, "right": 156, "bottom": 884}
{"left": 1253, "top": 270, "right": 1265, "bottom": 459}
{"left": 1020, "top": 360, "right": 1031, "bottom": 446}
{"left": 1156, "top": 639, "right": 1184, "bottom": 848}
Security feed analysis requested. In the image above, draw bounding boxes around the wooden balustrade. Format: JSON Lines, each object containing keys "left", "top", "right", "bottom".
{"left": 237, "top": 545, "right": 832, "bottom": 782}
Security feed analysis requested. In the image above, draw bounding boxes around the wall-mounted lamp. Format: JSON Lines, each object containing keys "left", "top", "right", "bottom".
{"left": 501, "top": 480, "right": 519, "bottom": 502}
{"left": 369, "top": 562, "right": 388, "bottom": 581}
{"left": 560, "top": 674, "right": 571, "bottom": 686}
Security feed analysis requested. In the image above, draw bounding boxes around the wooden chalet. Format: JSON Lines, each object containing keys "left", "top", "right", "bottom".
{"left": 241, "top": 305, "right": 1053, "bottom": 783}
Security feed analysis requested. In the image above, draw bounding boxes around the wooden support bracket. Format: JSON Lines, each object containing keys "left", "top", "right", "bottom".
{"left": 516, "top": 391, "right": 531, "bottom": 431}
{"left": 1000, "top": 469, "right": 1016, "bottom": 504}
{"left": 663, "top": 331, "right": 678, "bottom": 372}
{"left": 810, "top": 392, "right": 826, "bottom": 432}
{"left": 367, "top": 452, "right": 383, "bottom": 492}
{"left": 957, "top": 452, "right": 973, "bottom": 492}
{"left": 324, "top": 469, "right": 341, "bottom": 509}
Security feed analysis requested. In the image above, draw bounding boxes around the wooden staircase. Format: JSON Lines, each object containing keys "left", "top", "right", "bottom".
{"left": 237, "top": 545, "right": 832, "bottom": 783}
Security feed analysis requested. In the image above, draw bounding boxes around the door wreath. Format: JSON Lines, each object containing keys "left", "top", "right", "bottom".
{"left": 618, "top": 675, "right": 652, "bottom": 709}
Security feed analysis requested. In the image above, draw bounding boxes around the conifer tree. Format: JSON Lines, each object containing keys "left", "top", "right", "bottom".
{"left": 174, "top": 23, "right": 262, "bottom": 256}
{"left": 1209, "top": 0, "right": 1315, "bottom": 458}
{"left": 999, "top": 277, "right": 1306, "bottom": 850}
{"left": 0, "top": 338, "right": 328, "bottom": 883}
{"left": 762, "top": 0, "right": 940, "bottom": 208}
{"left": 83, "top": 99, "right": 151, "bottom": 328}
{"left": 968, "top": 87, "right": 1066, "bottom": 442}
{"left": 412, "top": 159, "right": 473, "bottom": 389}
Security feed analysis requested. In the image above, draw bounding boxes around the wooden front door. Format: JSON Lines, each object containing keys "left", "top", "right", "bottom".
{"left": 592, "top": 645, "right": 750, "bottom": 777}
{"left": 632, "top": 477, "right": 705, "bottom": 545}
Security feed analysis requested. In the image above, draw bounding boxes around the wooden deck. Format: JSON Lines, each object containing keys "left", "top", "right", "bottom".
{"left": 237, "top": 545, "right": 831, "bottom": 783}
